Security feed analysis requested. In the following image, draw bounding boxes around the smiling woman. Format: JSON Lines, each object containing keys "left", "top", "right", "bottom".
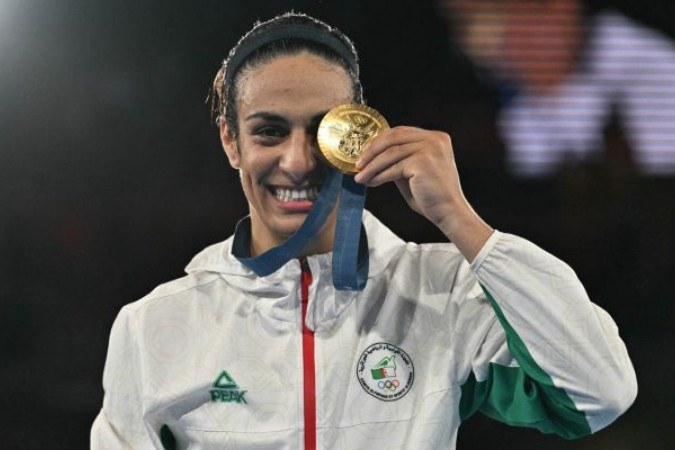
{"left": 92, "top": 11, "right": 636, "bottom": 450}
{"left": 219, "top": 52, "right": 353, "bottom": 256}
{"left": 210, "top": 13, "right": 364, "bottom": 258}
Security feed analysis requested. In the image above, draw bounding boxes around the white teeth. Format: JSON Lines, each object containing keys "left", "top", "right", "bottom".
{"left": 273, "top": 187, "right": 318, "bottom": 202}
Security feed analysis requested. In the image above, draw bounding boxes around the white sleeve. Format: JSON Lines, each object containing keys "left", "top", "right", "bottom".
{"left": 460, "top": 231, "right": 637, "bottom": 437}
{"left": 91, "top": 305, "right": 165, "bottom": 449}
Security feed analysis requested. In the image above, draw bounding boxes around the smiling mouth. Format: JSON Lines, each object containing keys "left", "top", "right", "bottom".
{"left": 269, "top": 186, "right": 319, "bottom": 203}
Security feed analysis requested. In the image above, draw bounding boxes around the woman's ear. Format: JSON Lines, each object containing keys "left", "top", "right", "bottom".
{"left": 219, "top": 118, "right": 241, "bottom": 169}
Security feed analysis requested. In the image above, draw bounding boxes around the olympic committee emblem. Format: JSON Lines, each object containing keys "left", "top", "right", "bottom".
{"left": 356, "top": 342, "right": 414, "bottom": 401}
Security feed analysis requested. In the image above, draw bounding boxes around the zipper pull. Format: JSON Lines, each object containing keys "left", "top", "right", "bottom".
{"left": 299, "top": 257, "right": 313, "bottom": 293}
{"left": 300, "top": 257, "right": 310, "bottom": 273}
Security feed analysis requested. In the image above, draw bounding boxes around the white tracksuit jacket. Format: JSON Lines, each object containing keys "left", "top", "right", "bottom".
{"left": 91, "top": 211, "right": 637, "bottom": 449}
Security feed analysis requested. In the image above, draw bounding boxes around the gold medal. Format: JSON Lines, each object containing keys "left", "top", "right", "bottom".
{"left": 317, "top": 104, "right": 389, "bottom": 174}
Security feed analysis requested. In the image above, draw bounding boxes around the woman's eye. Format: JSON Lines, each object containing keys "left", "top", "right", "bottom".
{"left": 255, "top": 126, "right": 287, "bottom": 138}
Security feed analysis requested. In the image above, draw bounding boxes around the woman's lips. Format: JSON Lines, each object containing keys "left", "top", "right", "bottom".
{"left": 269, "top": 185, "right": 319, "bottom": 212}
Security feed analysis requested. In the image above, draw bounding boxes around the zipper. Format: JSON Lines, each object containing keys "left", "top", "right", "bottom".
{"left": 300, "top": 257, "right": 316, "bottom": 450}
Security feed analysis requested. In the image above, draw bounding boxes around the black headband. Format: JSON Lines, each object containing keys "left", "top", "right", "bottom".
{"left": 224, "top": 23, "right": 359, "bottom": 86}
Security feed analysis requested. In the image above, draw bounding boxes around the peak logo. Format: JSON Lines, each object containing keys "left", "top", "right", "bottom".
{"left": 209, "top": 370, "right": 247, "bottom": 404}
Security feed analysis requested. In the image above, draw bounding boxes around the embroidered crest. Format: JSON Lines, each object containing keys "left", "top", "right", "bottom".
{"left": 357, "top": 342, "right": 414, "bottom": 401}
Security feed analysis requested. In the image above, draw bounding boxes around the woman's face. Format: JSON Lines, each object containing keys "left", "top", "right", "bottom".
{"left": 220, "top": 51, "right": 353, "bottom": 256}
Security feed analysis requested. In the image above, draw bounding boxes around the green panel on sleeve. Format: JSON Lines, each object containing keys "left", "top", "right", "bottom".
{"left": 459, "top": 286, "right": 592, "bottom": 440}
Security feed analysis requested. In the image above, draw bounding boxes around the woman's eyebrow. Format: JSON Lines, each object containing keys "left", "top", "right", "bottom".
{"left": 244, "top": 111, "right": 329, "bottom": 126}
{"left": 244, "top": 111, "right": 288, "bottom": 123}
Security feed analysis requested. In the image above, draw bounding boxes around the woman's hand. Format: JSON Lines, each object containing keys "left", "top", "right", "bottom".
{"left": 354, "top": 126, "right": 493, "bottom": 262}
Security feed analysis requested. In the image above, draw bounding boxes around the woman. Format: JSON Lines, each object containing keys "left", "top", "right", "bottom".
{"left": 92, "top": 12, "right": 636, "bottom": 449}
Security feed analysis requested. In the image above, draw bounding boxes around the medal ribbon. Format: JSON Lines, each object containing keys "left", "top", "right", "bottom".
{"left": 236, "top": 168, "right": 368, "bottom": 291}
{"left": 331, "top": 175, "right": 368, "bottom": 290}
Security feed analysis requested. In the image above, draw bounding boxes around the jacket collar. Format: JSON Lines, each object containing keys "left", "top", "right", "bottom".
{"left": 184, "top": 210, "right": 405, "bottom": 284}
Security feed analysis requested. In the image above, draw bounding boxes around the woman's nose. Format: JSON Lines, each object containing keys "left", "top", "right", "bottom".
{"left": 279, "top": 130, "right": 318, "bottom": 179}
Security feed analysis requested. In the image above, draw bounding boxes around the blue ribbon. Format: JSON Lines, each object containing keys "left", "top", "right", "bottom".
{"left": 236, "top": 168, "right": 368, "bottom": 291}
{"left": 331, "top": 175, "right": 368, "bottom": 290}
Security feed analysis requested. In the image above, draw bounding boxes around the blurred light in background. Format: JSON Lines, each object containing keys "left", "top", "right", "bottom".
{"left": 438, "top": 0, "right": 675, "bottom": 176}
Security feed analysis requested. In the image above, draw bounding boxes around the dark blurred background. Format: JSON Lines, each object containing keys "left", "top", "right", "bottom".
{"left": 1, "top": 0, "right": 674, "bottom": 448}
